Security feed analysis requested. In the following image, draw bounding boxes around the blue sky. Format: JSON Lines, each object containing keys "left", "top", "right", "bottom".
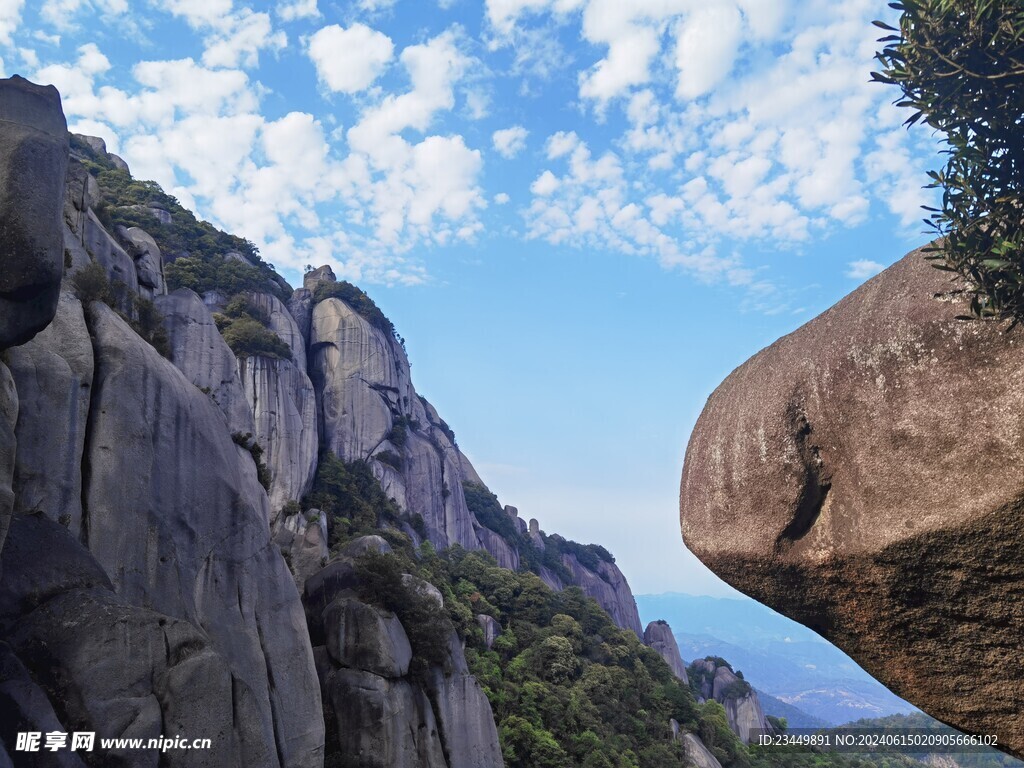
{"left": 2, "top": 0, "right": 939, "bottom": 596}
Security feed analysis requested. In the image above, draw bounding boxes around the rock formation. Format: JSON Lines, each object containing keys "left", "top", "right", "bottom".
{"left": 681, "top": 733, "right": 723, "bottom": 768}
{"left": 644, "top": 620, "right": 689, "bottom": 684}
{"left": 0, "top": 75, "right": 678, "bottom": 767}
{"left": 157, "top": 287, "right": 256, "bottom": 435}
{"left": 562, "top": 552, "right": 643, "bottom": 636}
{"left": 306, "top": 537, "right": 503, "bottom": 768}
{"left": 690, "top": 659, "right": 771, "bottom": 744}
{"left": 0, "top": 76, "right": 68, "bottom": 350}
{"left": 680, "top": 248, "right": 1024, "bottom": 757}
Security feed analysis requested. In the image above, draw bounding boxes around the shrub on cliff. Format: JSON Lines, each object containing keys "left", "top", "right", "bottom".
{"left": 874, "top": 1, "right": 1024, "bottom": 322}
{"left": 214, "top": 294, "right": 292, "bottom": 361}
{"left": 312, "top": 279, "right": 396, "bottom": 337}
{"left": 71, "top": 135, "right": 288, "bottom": 303}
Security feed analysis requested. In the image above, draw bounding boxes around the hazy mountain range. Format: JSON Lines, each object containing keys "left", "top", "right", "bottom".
{"left": 637, "top": 593, "right": 917, "bottom": 726}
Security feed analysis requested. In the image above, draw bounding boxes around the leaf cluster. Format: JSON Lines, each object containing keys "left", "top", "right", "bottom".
{"left": 313, "top": 280, "right": 397, "bottom": 338}
{"left": 214, "top": 294, "right": 293, "bottom": 361}
{"left": 70, "top": 135, "right": 289, "bottom": 303}
{"left": 873, "top": 1, "right": 1024, "bottom": 322}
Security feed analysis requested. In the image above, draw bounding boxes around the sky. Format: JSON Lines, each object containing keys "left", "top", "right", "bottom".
{"left": 1, "top": 0, "right": 940, "bottom": 597}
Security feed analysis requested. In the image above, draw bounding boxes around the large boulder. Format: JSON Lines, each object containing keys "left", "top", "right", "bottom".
{"left": 121, "top": 226, "right": 165, "bottom": 296}
{"left": 0, "top": 76, "right": 68, "bottom": 350}
{"left": 323, "top": 597, "right": 412, "bottom": 678}
{"left": 680, "top": 248, "right": 1024, "bottom": 756}
{"left": 323, "top": 668, "right": 448, "bottom": 768}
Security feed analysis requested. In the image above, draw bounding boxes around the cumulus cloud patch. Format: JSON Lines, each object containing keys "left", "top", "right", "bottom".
{"left": 492, "top": 125, "right": 528, "bottom": 158}
{"left": 307, "top": 23, "right": 394, "bottom": 94}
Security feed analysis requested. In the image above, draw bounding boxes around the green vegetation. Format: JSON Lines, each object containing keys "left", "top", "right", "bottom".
{"left": 836, "top": 713, "right": 1022, "bottom": 768}
{"left": 301, "top": 451, "right": 423, "bottom": 551}
{"left": 231, "top": 432, "right": 271, "bottom": 490}
{"left": 873, "top": 2, "right": 1024, "bottom": 323}
{"left": 310, "top": 462, "right": 941, "bottom": 768}
{"left": 214, "top": 294, "right": 292, "bottom": 361}
{"left": 463, "top": 481, "right": 616, "bottom": 584}
{"left": 72, "top": 262, "right": 170, "bottom": 357}
{"left": 374, "top": 449, "right": 404, "bottom": 471}
{"left": 351, "top": 539, "right": 705, "bottom": 768}
{"left": 70, "top": 134, "right": 289, "bottom": 304}
{"left": 311, "top": 279, "right": 397, "bottom": 338}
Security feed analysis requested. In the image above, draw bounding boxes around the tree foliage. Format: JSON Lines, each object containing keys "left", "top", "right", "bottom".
{"left": 214, "top": 294, "right": 293, "bottom": 361}
{"left": 71, "top": 134, "right": 289, "bottom": 303}
{"left": 873, "top": 1, "right": 1024, "bottom": 322}
{"left": 312, "top": 279, "right": 397, "bottom": 338}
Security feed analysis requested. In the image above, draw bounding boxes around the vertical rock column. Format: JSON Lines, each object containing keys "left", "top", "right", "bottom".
{"left": 0, "top": 75, "right": 69, "bottom": 558}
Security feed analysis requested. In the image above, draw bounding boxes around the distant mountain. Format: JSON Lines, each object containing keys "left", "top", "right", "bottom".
{"left": 637, "top": 593, "right": 916, "bottom": 725}
{"left": 754, "top": 688, "right": 829, "bottom": 730}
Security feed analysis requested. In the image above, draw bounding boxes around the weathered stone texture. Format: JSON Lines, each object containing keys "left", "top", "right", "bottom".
{"left": 681, "top": 248, "right": 1024, "bottom": 756}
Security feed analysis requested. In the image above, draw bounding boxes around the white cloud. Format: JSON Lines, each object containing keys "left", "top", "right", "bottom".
{"left": 530, "top": 170, "right": 559, "bottom": 196}
{"left": 348, "top": 29, "right": 469, "bottom": 154}
{"left": 164, "top": 0, "right": 233, "bottom": 29}
{"left": 308, "top": 23, "right": 394, "bottom": 94}
{"left": 494, "top": 192, "right": 510, "bottom": 204}
{"left": 202, "top": 10, "right": 287, "bottom": 68}
{"left": 341, "top": 31, "right": 485, "bottom": 248}
{"left": 486, "top": 0, "right": 584, "bottom": 36}
{"left": 41, "top": 0, "right": 129, "bottom": 28}
{"left": 0, "top": 0, "right": 23, "bottom": 45}
{"left": 846, "top": 259, "right": 885, "bottom": 280}
{"left": 278, "top": 0, "right": 318, "bottom": 20}
{"left": 492, "top": 125, "right": 528, "bottom": 158}
{"left": 77, "top": 41, "right": 110, "bottom": 74}
{"left": 674, "top": 4, "right": 743, "bottom": 100}
{"left": 164, "top": 0, "right": 285, "bottom": 68}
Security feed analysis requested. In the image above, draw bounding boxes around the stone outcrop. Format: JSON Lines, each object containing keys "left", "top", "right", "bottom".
{"left": 7, "top": 291, "right": 93, "bottom": 537}
{"left": 0, "top": 513, "right": 278, "bottom": 767}
{"left": 83, "top": 303, "right": 324, "bottom": 767}
{"left": 691, "top": 659, "right": 770, "bottom": 744}
{"left": 275, "top": 509, "right": 329, "bottom": 588}
{"left": 309, "top": 288, "right": 480, "bottom": 552}
{"left": 156, "top": 287, "right": 256, "bottom": 435}
{"left": 682, "top": 733, "right": 724, "bottom": 768}
{"left": 306, "top": 537, "right": 503, "bottom": 768}
{"left": 237, "top": 293, "right": 318, "bottom": 514}
{"left": 712, "top": 667, "right": 770, "bottom": 744}
{"left": 476, "top": 614, "right": 501, "bottom": 649}
{"left": 424, "top": 632, "right": 504, "bottom": 768}
{"left": 680, "top": 248, "right": 1024, "bottom": 757}
{"left": 120, "top": 225, "right": 165, "bottom": 297}
{"left": 562, "top": 552, "right": 643, "bottom": 637}
{"left": 0, "top": 76, "right": 68, "bottom": 350}
{"left": 0, "top": 365, "right": 16, "bottom": 562}
{"left": 644, "top": 620, "right": 689, "bottom": 684}
{"left": 324, "top": 669, "right": 448, "bottom": 768}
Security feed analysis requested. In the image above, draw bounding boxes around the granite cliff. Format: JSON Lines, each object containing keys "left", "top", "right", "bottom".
{"left": 0, "top": 75, "right": 688, "bottom": 767}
